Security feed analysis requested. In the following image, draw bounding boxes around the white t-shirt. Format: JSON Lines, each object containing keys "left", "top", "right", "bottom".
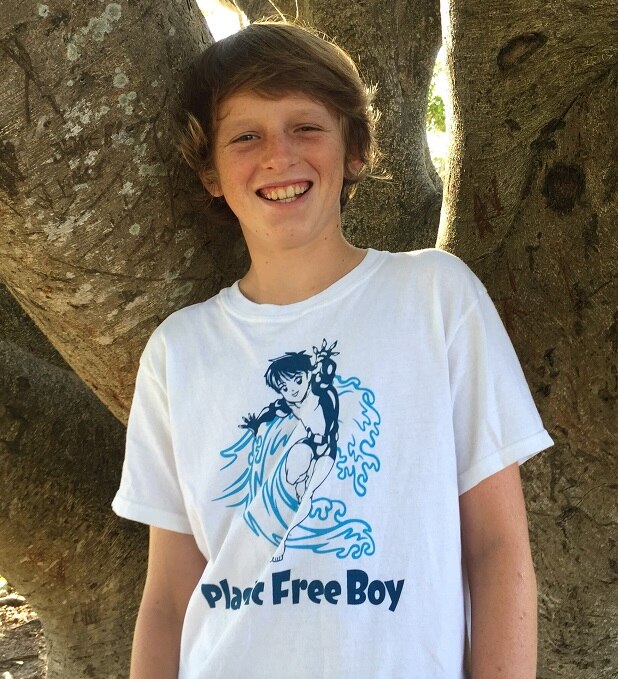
{"left": 113, "top": 248, "right": 552, "bottom": 679}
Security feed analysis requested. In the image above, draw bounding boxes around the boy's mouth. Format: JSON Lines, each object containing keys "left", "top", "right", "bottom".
{"left": 257, "top": 182, "right": 311, "bottom": 203}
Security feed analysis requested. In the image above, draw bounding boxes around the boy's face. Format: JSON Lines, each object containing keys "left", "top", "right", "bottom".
{"left": 206, "top": 91, "right": 357, "bottom": 254}
{"left": 276, "top": 372, "right": 311, "bottom": 404}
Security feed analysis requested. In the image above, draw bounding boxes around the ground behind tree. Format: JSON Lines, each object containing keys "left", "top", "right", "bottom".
{"left": 0, "top": 577, "right": 46, "bottom": 679}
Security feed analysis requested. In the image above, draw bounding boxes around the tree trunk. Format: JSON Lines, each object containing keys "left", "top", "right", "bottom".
{"left": 438, "top": 1, "right": 618, "bottom": 676}
{"left": 0, "top": 2, "right": 440, "bottom": 673}
{"left": 0, "top": 0, "right": 246, "bottom": 422}
{"left": 0, "top": 283, "right": 145, "bottom": 677}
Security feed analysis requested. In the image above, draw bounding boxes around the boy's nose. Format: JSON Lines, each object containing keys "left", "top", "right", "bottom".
{"left": 261, "top": 134, "right": 297, "bottom": 171}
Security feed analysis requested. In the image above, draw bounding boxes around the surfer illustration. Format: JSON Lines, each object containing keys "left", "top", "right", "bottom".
{"left": 241, "top": 340, "right": 339, "bottom": 560}
{"left": 216, "top": 338, "right": 381, "bottom": 562}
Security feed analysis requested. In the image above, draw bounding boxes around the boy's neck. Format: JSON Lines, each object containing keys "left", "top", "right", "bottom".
{"left": 238, "top": 236, "right": 367, "bottom": 305}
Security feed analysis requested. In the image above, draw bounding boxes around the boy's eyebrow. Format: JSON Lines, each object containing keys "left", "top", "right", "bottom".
{"left": 217, "top": 106, "right": 334, "bottom": 127}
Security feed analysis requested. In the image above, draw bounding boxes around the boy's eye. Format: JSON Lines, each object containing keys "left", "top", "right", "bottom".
{"left": 294, "top": 376, "right": 303, "bottom": 384}
{"left": 232, "top": 133, "right": 257, "bottom": 143}
{"left": 296, "top": 125, "right": 320, "bottom": 133}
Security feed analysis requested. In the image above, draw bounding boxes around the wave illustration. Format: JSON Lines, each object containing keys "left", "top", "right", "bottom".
{"left": 216, "top": 375, "right": 381, "bottom": 559}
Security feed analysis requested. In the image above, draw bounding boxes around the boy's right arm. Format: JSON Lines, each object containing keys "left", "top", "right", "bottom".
{"left": 241, "top": 399, "right": 289, "bottom": 433}
{"left": 130, "top": 526, "right": 207, "bottom": 679}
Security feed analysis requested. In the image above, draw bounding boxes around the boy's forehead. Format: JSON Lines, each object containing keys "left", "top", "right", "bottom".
{"left": 215, "top": 90, "right": 334, "bottom": 122}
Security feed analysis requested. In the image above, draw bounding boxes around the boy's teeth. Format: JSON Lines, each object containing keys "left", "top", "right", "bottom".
{"left": 261, "top": 183, "right": 309, "bottom": 201}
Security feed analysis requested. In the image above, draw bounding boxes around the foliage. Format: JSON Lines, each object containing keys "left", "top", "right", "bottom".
{"left": 426, "top": 60, "right": 446, "bottom": 133}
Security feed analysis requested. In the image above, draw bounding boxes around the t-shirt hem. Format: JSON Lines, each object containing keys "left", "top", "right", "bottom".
{"left": 458, "top": 429, "right": 553, "bottom": 495}
{"left": 112, "top": 495, "right": 193, "bottom": 534}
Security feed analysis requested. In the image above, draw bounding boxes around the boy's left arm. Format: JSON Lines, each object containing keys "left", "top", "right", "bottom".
{"left": 460, "top": 463, "right": 537, "bottom": 679}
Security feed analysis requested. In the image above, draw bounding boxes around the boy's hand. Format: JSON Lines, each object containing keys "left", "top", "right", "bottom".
{"left": 239, "top": 413, "right": 260, "bottom": 435}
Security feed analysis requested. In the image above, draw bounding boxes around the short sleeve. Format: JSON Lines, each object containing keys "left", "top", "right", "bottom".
{"left": 112, "top": 330, "right": 192, "bottom": 533}
{"left": 448, "top": 275, "right": 553, "bottom": 495}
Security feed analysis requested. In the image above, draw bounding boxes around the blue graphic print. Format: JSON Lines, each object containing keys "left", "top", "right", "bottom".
{"left": 216, "top": 340, "right": 381, "bottom": 562}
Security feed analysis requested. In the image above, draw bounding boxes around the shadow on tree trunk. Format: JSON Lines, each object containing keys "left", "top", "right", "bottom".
{"left": 0, "top": 284, "right": 146, "bottom": 678}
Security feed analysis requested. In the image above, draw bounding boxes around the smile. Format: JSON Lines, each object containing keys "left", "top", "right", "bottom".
{"left": 258, "top": 182, "right": 311, "bottom": 203}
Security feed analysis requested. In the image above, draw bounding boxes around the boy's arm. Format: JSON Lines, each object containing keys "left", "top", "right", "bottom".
{"left": 241, "top": 399, "right": 289, "bottom": 433}
{"left": 130, "top": 526, "right": 207, "bottom": 679}
{"left": 460, "top": 463, "right": 537, "bottom": 679}
{"left": 312, "top": 340, "right": 338, "bottom": 390}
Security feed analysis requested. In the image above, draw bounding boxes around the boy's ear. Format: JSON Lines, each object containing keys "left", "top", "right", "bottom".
{"left": 347, "top": 156, "right": 364, "bottom": 177}
{"left": 199, "top": 170, "right": 223, "bottom": 198}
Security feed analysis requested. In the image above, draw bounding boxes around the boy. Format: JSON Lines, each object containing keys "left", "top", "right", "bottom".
{"left": 112, "top": 21, "right": 553, "bottom": 679}
{"left": 241, "top": 341, "right": 339, "bottom": 505}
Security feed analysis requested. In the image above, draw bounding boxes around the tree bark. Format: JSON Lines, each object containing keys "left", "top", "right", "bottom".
{"left": 0, "top": 0, "right": 246, "bottom": 422}
{"left": 438, "top": 1, "right": 618, "bottom": 676}
{"left": 0, "top": 3, "right": 439, "bottom": 674}
{"left": 0, "top": 283, "right": 145, "bottom": 678}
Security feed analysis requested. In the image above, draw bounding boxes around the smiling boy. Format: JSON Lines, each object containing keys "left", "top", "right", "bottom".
{"left": 113, "top": 21, "right": 553, "bottom": 679}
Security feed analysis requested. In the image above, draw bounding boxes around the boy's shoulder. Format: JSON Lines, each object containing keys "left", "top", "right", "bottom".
{"left": 384, "top": 247, "right": 476, "bottom": 274}
{"left": 139, "top": 287, "right": 228, "bottom": 359}
{"left": 380, "top": 247, "right": 484, "bottom": 293}
{"left": 162, "top": 289, "right": 223, "bottom": 328}
{"left": 377, "top": 248, "right": 488, "bottom": 331}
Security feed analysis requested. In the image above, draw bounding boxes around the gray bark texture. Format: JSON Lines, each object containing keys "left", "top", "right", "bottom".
{"left": 0, "top": 0, "right": 615, "bottom": 677}
{"left": 0, "top": 0, "right": 245, "bottom": 422}
{"left": 437, "top": 1, "right": 617, "bottom": 676}
{"left": 1, "top": 281, "right": 145, "bottom": 677}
